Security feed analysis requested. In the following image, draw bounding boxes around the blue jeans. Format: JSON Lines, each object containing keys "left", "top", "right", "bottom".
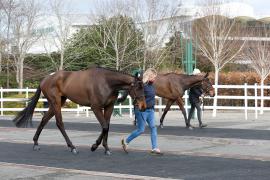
{"left": 126, "top": 108, "right": 157, "bottom": 149}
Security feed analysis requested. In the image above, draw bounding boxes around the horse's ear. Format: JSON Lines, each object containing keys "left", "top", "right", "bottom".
{"left": 135, "top": 72, "right": 140, "bottom": 77}
{"left": 204, "top": 72, "right": 209, "bottom": 78}
{"left": 134, "top": 71, "right": 143, "bottom": 80}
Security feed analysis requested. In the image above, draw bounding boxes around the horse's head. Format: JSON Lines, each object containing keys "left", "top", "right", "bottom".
{"left": 201, "top": 73, "right": 215, "bottom": 97}
{"left": 129, "top": 73, "right": 147, "bottom": 111}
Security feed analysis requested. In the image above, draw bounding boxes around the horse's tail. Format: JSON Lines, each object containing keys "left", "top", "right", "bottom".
{"left": 13, "top": 86, "right": 42, "bottom": 128}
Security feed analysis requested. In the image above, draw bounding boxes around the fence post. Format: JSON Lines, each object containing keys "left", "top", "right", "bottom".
{"left": 76, "top": 105, "right": 80, "bottom": 116}
{"left": 260, "top": 83, "right": 264, "bottom": 114}
{"left": 129, "top": 96, "right": 132, "bottom": 118}
{"left": 0, "top": 87, "right": 3, "bottom": 116}
{"left": 184, "top": 91, "right": 188, "bottom": 115}
{"left": 86, "top": 108, "right": 89, "bottom": 117}
{"left": 254, "top": 83, "right": 258, "bottom": 119}
{"left": 244, "top": 83, "right": 248, "bottom": 120}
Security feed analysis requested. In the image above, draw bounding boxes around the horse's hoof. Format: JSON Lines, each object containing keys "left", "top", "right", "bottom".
{"left": 186, "top": 126, "right": 194, "bottom": 130}
{"left": 91, "top": 144, "right": 98, "bottom": 152}
{"left": 105, "top": 150, "right": 112, "bottom": 155}
{"left": 159, "top": 124, "right": 164, "bottom": 128}
{"left": 71, "top": 148, "right": 79, "bottom": 155}
{"left": 33, "top": 145, "right": 40, "bottom": 151}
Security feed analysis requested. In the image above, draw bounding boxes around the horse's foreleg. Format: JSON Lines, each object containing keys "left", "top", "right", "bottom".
{"left": 102, "top": 104, "right": 114, "bottom": 155}
{"left": 159, "top": 99, "right": 175, "bottom": 128}
{"left": 33, "top": 107, "right": 54, "bottom": 151}
{"left": 92, "top": 106, "right": 112, "bottom": 155}
{"left": 176, "top": 97, "right": 189, "bottom": 127}
{"left": 91, "top": 130, "right": 104, "bottom": 152}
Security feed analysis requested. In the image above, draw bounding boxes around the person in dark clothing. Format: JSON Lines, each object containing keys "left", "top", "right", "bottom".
{"left": 187, "top": 69, "right": 207, "bottom": 129}
{"left": 121, "top": 68, "right": 162, "bottom": 155}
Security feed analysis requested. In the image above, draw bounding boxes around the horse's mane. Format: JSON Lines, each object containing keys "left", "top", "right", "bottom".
{"left": 161, "top": 72, "right": 186, "bottom": 76}
{"left": 161, "top": 72, "right": 204, "bottom": 77}
{"left": 89, "top": 65, "right": 133, "bottom": 77}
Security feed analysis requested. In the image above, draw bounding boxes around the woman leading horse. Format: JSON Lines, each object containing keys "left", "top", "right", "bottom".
{"left": 119, "top": 71, "right": 215, "bottom": 128}
{"left": 13, "top": 66, "right": 146, "bottom": 155}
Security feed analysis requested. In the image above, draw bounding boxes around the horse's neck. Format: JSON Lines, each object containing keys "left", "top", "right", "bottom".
{"left": 109, "top": 73, "right": 133, "bottom": 90}
{"left": 182, "top": 75, "right": 203, "bottom": 90}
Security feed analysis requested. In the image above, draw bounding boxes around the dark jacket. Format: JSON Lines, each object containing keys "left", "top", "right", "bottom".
{"left": 189, "top": 85, "right": 203, "bottom": 104}
{"left": 144, "top": 82, "right": 156, "bottom": 109}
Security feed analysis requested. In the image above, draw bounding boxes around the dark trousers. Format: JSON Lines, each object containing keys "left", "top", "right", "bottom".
{"left": 187, "top": 101, "right": 202, "bottom": 126}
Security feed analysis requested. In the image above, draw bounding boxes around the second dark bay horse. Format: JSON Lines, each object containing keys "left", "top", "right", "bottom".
{"left": 154, "top": 72, "right": 215, "bottom": 128}
{"left": 13, "top": 67, "right": 146, "bottom": 155}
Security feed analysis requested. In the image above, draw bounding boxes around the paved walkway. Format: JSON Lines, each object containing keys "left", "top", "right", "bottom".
{"left": 1, "top": 111, "right": 270, "bottom": 179}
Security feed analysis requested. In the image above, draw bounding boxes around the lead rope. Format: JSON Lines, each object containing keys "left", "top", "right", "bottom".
{"left": 202, "top": 96, "right": 205, "bottom": 111}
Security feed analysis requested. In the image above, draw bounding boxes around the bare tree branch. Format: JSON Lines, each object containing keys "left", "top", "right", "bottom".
{"left": 4, "top": 0, "right": 41, "bottom": 89}
{"left": 241, "top": 24, "right": 270, "bottom": 114}
{"left": 192, "top": 0, "right": 246, "bottom": 116}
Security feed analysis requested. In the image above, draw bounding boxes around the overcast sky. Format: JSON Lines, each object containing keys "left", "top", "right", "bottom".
{"left": 247, "top": 0, "right": 270, "bottom": 16}
{"left": 66, "top": 0, "right": 270, "bottom": 17}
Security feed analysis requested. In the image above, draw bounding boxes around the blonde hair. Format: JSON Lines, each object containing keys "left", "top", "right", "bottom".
{"left": 143, "top": 68, "right": 157, "bottom": 83}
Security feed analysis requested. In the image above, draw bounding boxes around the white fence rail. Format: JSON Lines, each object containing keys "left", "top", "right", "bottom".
{"left": 1, "top": 83, "right": 270, "bottom": 120}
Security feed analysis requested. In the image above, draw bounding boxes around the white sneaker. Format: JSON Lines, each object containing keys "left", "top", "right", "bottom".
{"left": 121, "top": 138, "right": 128, "bottom": 153}
{"left": 151, "top": 148, "right": 163, "bottom": 155}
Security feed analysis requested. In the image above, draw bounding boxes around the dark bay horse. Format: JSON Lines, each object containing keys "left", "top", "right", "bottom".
{"left": 154, "top": 72, "right": 215, "bottom": 128}
{"left": 13, "top": 67, "right": 146, "bottom": 155}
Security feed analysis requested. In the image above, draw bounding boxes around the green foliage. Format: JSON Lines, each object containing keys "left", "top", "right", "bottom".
{"left": 21, "top": 54, "right": 58, "bottom": 87}
{"left": 0, "top": 73, "right": 18, "bottom": 88}
{"left": 65, "top": 15, "right": 145, "bottom": 71}
{"left": 163, "top": 31, "right": 183, "bottom": 69}
{"left": 25, "top": 53, "right": 58, "bottom": 74}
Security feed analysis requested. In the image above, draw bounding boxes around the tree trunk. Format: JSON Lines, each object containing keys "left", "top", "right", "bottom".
{"left": 15, "top": 58, "right": 20, "bottom": 94}
{"left": 260, "top": 79, "right": 264, "bottom": 114}
{"left": 143, "top": 50, "right": 147, "bottom": 71}
{"left": 18, "top": 55, "right": 24, "bottom": 95}
{"left": 212, "top": 66, "right": 219, "bottom": 117}
{"left": 6, "top": 57, "right": 9, "bottom": 88}
{"left": 59, "top": 50, "right": 64, "bottom": 70}
{"left": 116, "top": 51, "right": 119, "bottom": 70}
{"left": 19, "top": 57, "right": 24, "bottom": 89}
{"left": 16, "top": 59, "right": 19, "bottom": 85}
{"left": 0, "top": 51, "right": 2, "bottom": 72}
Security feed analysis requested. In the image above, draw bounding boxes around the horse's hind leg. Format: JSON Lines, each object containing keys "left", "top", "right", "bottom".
{"left": 33, "top": 107, "right": 54, "bottom": 151}
{"left": 176, "top": 97, "right": 189, "bottom": 128}
{"left": 52, "top": 96, "right": 78, "bottom": 154}
{"left": 159, "top": 99, "right": 175, "bottom": 128}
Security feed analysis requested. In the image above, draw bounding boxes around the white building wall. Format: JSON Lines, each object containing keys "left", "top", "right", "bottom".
{"left": 25, "top": 2, "right": 266, "bottom": 54}
{"left": 27, "top": 14, "right": 91, "bottom": 54}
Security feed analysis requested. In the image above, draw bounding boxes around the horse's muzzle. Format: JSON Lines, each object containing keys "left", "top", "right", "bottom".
{"left": 137, "top": 99, "right": 147, "bottom": 111}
